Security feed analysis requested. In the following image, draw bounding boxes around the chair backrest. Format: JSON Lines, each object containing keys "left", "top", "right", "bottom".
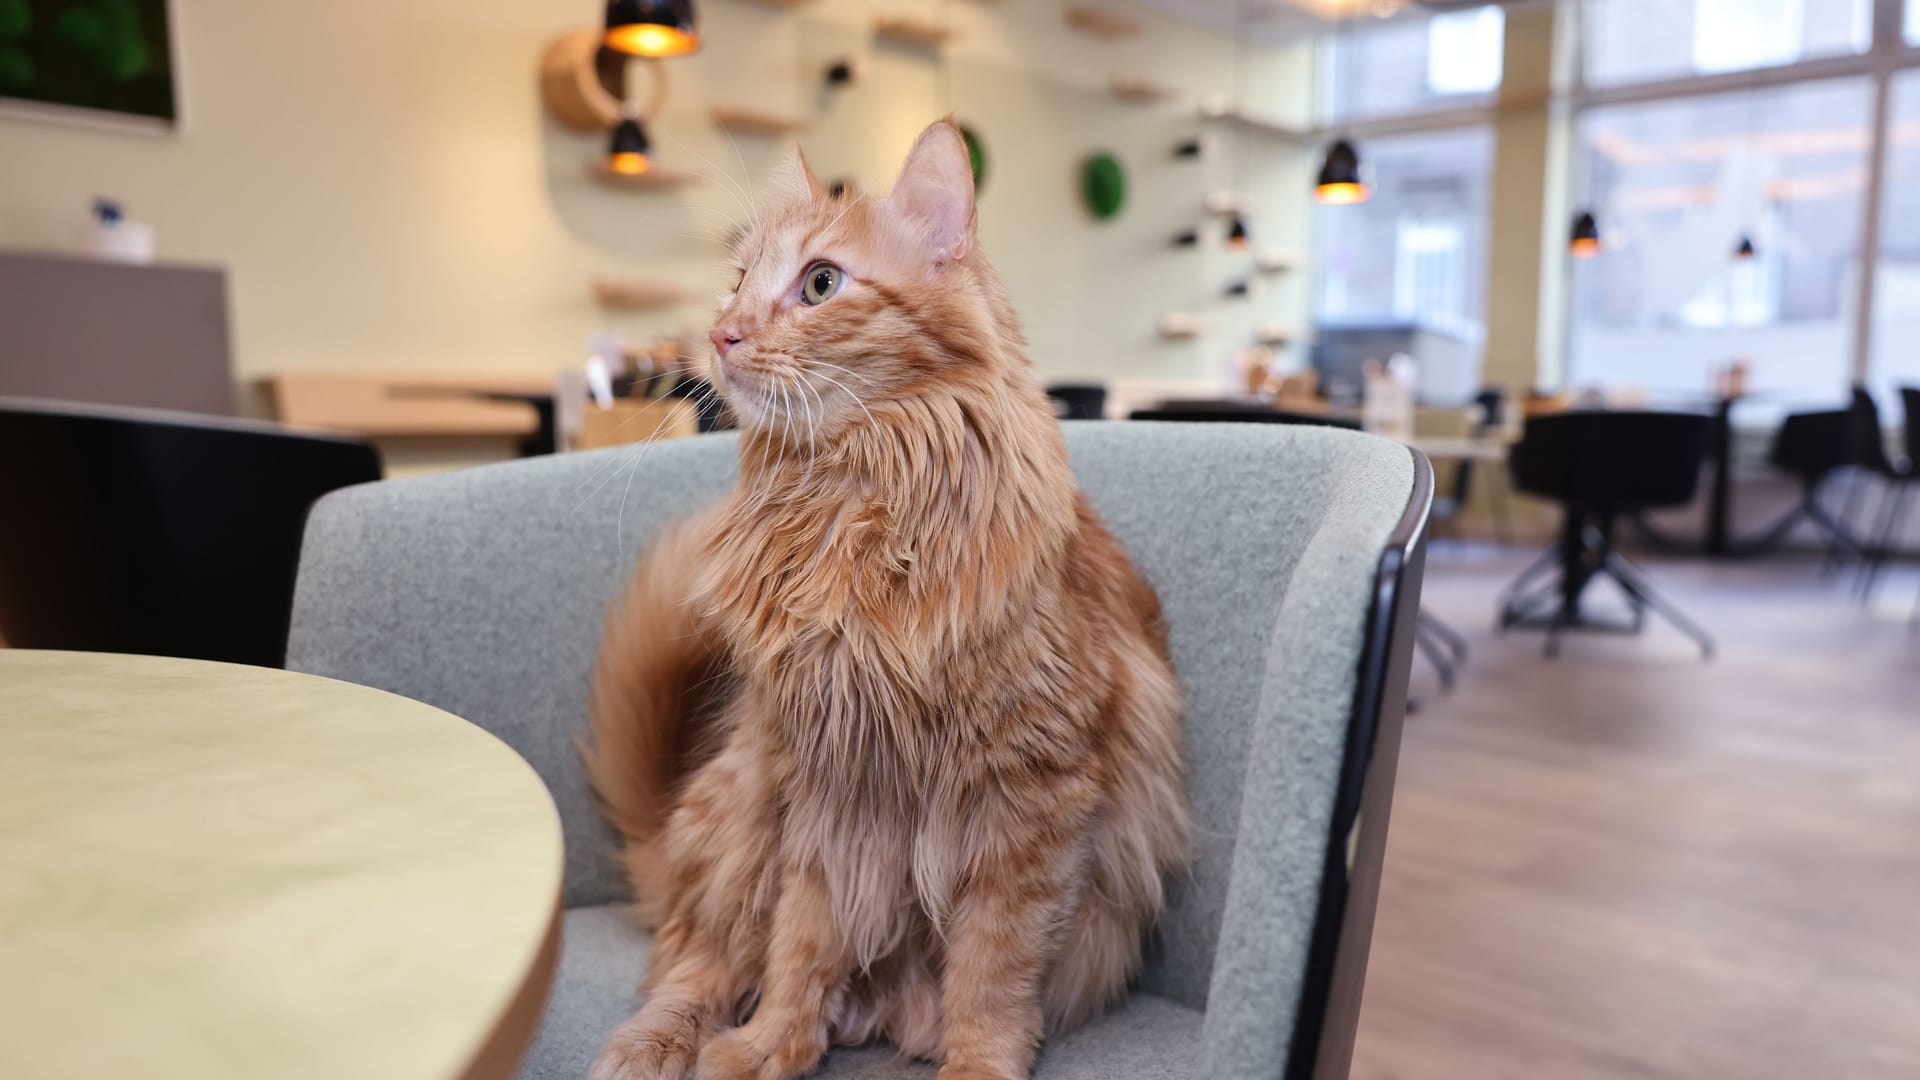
{"left": 1131, "top": 402, "right": 1362, "bottom": 430}
{"left": 1044, "top": 383, "right": 1108, "bottom": 421}
{"left": 286, "top": 422, "right": 1428, "bottom": 1080}
{"left": 1904, "top": 387, "right": 1920, "bottom": 464}
{"left": 1511, "top": 409, "right": 1709, "bottom": 514}
{"left": 0, "top": 397, "right": 380, "bottom": 665}
{"left": 1771, "top": 405, "right": 1851, "bottom": 477}
{"left": 1847, "top": 386, "right": 1896, "bottom": 474}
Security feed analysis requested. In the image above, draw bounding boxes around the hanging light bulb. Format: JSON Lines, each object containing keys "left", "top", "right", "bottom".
{"left": 1226, "top": 215, "right": 1250, "bottom": 251}
{"left": 607, "top": 114, "right": 653, "bottom": 176}
{"left": 605, "top": 0, "right": 699, "bottom": 58}
{"left": 1569, "top": 210, "right": 1601, "bottom": 258}
{"left": 1734, "top": 233, "right": 1757, "bottom": 260}
{"left": 1315, "top": 138, "right": 1369, "bottom": 204}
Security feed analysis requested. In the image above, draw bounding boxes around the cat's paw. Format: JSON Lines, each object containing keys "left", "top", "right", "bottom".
{"left": 694, "top": 1024, "right": 826, "bottom": 1080}
{"left": 588, "top": 1018, "right": 699, "bottom": 1080}
{"left": 934, "top": 1065, "right": 1022, "bottom": 1080}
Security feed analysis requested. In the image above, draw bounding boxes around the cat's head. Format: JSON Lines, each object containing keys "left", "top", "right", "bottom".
{"left": 706, "top": 120, "right": 1002, "bottom": 438}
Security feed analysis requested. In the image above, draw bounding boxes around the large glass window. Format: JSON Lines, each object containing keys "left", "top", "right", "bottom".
{"left": 1320, "top": 6, "right": 1505, "bottom": 124}
{"left": 1583, "top": 0, "right": 1872, "bottom": 88}
{"left": 1567, "top": 78, "right": 1873, "bottom": 408}
{"left": 1868, "top": 71, "right": 1920, "bottom": 409}
{"left": 1313, "top": 127, "right": 1496, "bottom": 403}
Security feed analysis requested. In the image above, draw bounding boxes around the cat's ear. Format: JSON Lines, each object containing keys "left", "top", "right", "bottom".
{"left": 768, "top": 145, "right": 826, "bottom": 204}
{"left": 887, "top": 120, "right": 976, "bottom": 271}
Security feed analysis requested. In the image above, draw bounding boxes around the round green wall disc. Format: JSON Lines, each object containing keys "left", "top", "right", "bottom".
{"left": 1082, "top": 152, "right": 1126, "bottom": 220}
{"left": 959, "top": 124, "right": 987, "bottom": 191}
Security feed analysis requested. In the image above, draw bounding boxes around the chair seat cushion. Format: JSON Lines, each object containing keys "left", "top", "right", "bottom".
{"left": 519, "top": 906, "right": 1201, "bottom": 1080}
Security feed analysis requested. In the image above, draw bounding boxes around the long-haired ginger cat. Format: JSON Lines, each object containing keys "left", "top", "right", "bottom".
{"left": 585, "top": 120, "right": 1190, "bottom": 1080}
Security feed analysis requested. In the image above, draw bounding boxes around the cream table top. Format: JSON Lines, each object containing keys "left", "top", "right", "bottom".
{"left": 0, "top": 650, "right": 564, "bottom": 1080}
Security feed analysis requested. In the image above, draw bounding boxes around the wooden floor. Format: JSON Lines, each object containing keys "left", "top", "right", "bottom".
{"left": 1351, "top": 547, "right": 1920, "bottom": 1080}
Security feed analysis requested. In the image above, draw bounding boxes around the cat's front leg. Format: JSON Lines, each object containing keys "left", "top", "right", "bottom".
{"left": 934, "top": 816, "right": 1085, "bottom": 1080}
{"left": 696, "top": 856, "right": 848, "bottom": 1080}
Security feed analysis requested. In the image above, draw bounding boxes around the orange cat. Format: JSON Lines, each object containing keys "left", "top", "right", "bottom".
{"left": 585, "top": 120, "right": 1190, "bottom": 1080}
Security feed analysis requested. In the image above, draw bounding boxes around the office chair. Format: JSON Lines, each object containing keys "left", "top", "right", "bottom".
{"left": 1498, "top": 410, "right": 1715, "bottom": 659}
{"left": 0, "top": 398, "right": 381, "bottom": 667}
{"left": 1749, "top": 392, "right": 1882, "bottom": 564}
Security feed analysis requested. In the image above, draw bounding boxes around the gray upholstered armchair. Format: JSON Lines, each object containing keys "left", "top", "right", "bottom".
{"left": 287, "top": 422, "right": 1431, "bottom": 1080}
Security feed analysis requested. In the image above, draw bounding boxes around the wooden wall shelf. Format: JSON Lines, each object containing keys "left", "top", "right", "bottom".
{"left": 1198, "top": 98, "right": 1310, "bottom": 140}
{"left": 590, "top": 163, "right": 702, "bottom": 190}
{"left": 593, "top": 278, "right": 688, "bottom": 310}
{"left": 1108, "top": 75, "right": 1175, "bottom": 104}
{"left": 874, "top": 15, "right": 953, "bottom": 48}
{"left": 1066, "top": 6, "right": 1141, "bottom": 40}
{"left": 739, "top": 0, "right": 812, "bottom": 7}
{"left": 710, "top": 105, "right": 811, "bottom": 137}
{"left": 1156, "top": 314, "right": 1205, "bottom": 340}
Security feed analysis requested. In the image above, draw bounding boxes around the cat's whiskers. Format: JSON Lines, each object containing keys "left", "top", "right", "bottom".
{"left": 662, "top": 133, "right": 759, "bottom": 233}
{"left": 799, "top": 365, "right": 879, "bottom": 431}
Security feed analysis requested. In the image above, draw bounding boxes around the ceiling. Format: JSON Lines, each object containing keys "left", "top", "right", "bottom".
{"left": 1130, "top": 0, "right": 1543, "bottom": 42}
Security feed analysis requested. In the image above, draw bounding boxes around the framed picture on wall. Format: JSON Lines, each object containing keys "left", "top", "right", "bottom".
{"left": 0, "top": 0, "right": 182, "bottom": 132}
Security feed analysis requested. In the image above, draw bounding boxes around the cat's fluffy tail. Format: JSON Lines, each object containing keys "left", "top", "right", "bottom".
{"left": 583, "top": 513, "right": 716, "bottom": 926}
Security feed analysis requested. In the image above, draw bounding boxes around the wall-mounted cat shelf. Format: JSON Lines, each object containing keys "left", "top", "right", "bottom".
{"left": 1156, "top": 314, "right": 1205, "bottom": 340}
{"left": 875, "top": 15, "right": 953, "bottom": 48}
{"left": 1108, "top": 76, "right": 1174, "bottom": 104}
{"left": 594, "top": 278, "right": 690, "bottom": 310}
{"left": 590, "top": 163, "right": 702, "bottom": 190}
{"left": 1198, "top": 97, "right": 1309, "bottom": 141}
{"left": 1254, "top": 323, "right": 1297, "bottom": 347}
{"left": 1204, "top": 190, "right": 1252, "bottom": 215}
{"left": 540, "top": 29, "right": 668, "bottom": 131}
{"left": 710, "top": 105, "right": 811, "bottom": 137}
{"left": 1254, "top": 249, "right": 1300, "bottom": 273}
{"left": 1066, "top": 6, "right": 1141, "bottom": 39}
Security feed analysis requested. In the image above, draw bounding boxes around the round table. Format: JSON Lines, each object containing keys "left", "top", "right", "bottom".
{"left": 0, "top": 651, "right": 564, "bottom": 1080}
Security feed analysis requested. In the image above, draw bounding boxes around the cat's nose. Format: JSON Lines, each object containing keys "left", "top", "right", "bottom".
{"left": 710, "top": 324, "right": 745, "bottom": 359}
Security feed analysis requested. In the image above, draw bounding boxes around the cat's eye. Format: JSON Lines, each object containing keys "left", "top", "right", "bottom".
{"left": 801, "top": 262, "right": 844, "bottom": 306}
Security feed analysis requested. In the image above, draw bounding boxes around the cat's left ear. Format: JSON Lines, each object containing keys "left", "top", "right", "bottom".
{"left": 769, "top": 145, "right": 826, "bottom": 204}
{"left": 887, "top": 120, "right": 976, "bottom": 272}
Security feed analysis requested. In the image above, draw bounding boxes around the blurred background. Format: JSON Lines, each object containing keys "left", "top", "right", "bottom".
{"left": 2, "top": 0, "right": 1918, "bottom": 1076}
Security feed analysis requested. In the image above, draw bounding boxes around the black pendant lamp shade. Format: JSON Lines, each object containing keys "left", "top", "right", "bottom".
{"left": 608, "top": 115, "right": 653, "bottom": 175}
{"left": 1734, "top": 233, "right": 1757, "bottom": 259}
{"left": 605, "top": 0, "right": 699, "bottom": 58}
{"left": 1569, "top": 210, "right": 1601, "bottom": 257}
{"left": 1226, "top": 215, "right": 1250, "bottom": 251}
{"left": 1315, "top": 138, "right": 1369, "bottom": 205}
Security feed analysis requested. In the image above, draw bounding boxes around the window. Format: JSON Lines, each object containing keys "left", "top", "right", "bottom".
{"left": 1909, "top": 0, "right": 1920, "bottom": 44}
{"left": 1566, "top": 78, "right": 1873, "bottom": 407}
{"left": 1583, "top": 0, "right": 1871, "bottom": 88}
{"left": 1868, "top": 70, "right": 1920, "bottom": 408}
{"left": 1320, "top": 6, "right": 1505, "bottom": 124}
{"left": 1314, "top": 126, "right": 1495, "bottom": 331}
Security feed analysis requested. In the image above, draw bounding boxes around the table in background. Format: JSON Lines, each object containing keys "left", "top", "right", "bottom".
{"left": 0, "top": 651, "right": 564, "bottom": 1080}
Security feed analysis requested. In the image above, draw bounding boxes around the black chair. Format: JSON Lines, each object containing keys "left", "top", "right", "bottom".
{"left": 1498, "top": 410, "right": 1716, "bottom": 659}
{"left": 1045, "top": 383, "right": 1108, "bottom": 421}
{"left": 0, "top": 398, "right": 381, "bottom": 666}
{"left": 1857, "top": 387, "right": 1917, "bottom": 602}
{"left": 1130, "top": 403, "right": 1471, "bottom": 690}
{"left": 1749, "top": 391, "right": 1885, "bottom": 563}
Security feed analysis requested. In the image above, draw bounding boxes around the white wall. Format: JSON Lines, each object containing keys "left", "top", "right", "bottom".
{"left": 0, "top": 0, "right": 1311, "bottom": 405}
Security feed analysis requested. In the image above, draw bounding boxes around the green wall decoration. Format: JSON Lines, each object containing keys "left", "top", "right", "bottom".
{"left": 1081, "top": 151, "right": 1126, "bottom": 221}
{"left": 958, "top": 123, "right": 987, "bottom": 192}
{"left": 0, "top": 0, "right": 177, "bottom": 126}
